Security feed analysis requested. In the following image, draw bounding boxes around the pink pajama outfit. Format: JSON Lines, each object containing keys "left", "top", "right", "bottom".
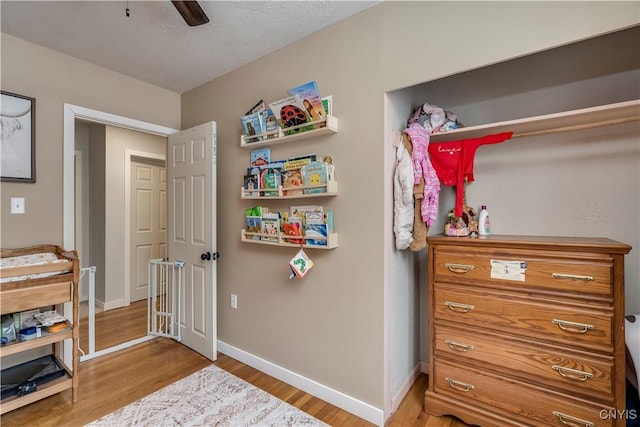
{"left": 403, "top": 123, "right": 440, "bottom": 227}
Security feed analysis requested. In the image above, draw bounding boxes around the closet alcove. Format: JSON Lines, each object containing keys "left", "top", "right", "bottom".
{"left": 384, "top": 25, "right": 639, "bottom": 407}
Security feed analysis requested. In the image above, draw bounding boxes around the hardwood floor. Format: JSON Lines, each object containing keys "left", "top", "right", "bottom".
{"left": 2, "top": 303, "right": 467, "bottom": 427}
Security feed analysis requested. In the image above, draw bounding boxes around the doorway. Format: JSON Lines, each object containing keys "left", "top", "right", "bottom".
{"left": 63, "top": 104, "right": 178, "bottom": 360}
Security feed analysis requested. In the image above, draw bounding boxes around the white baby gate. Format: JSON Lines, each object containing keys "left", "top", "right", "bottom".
{"left": 148, "top": 259, "right": 184, "bottom": 342}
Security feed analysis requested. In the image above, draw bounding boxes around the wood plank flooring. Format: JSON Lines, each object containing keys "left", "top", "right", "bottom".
{"left": 2, "top": 303, "right": 467, "bottom": 427}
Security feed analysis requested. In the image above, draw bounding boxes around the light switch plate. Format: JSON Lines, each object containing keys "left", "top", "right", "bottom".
{"left": 11, "top": 197, "right": 25, "bottom": 214}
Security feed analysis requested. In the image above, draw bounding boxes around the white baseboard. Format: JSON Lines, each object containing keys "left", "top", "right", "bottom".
{"left": 217, "top": 340, "right": 384, "bottom": 427}
{"left": 390, "top": 363, "right": 421, "bottom": 415}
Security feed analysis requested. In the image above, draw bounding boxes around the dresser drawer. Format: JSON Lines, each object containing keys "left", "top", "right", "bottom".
{"left": 433, "top": 247, "right": 613, "bottom": 297}
{"left": 435, "top": 324, "right": 613, "bottom": 400}
{"left": 432, "top": 359, "right": 615, "bottom": 427}
{"left": 0, "top": 280, "right": 72, "bottom": 313}
{"left": 434, "top": 284, "right": 613, "bottom": 352}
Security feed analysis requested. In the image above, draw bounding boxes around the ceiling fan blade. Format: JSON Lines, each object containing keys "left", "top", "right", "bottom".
{"left": 172, "top": 1, "right": 210, "bottom": 27}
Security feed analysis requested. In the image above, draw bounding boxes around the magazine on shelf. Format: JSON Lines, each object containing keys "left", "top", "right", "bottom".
{"left": 301, "top": 161, "right": 329, "bottom": 194}
{"left": 261, "top": 213, "right": 280, "bottom": 242}
{"left": 287, "top": 81, "right": 326, "bottom": 128}
{"left": 268, "top": 95, "right": 314, "bottom": 135}
{"left": 240, "top": 112, "right": 263, "bottom": 143}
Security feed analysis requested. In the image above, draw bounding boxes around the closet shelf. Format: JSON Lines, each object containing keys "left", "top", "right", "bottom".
{"left": 429, "top": 99, "right": 640, "bottom": 142}
{"left": 241, "top": 180, "right": 338, "bottom": 200}
{"left": 240, "top": 115, "right": 338, "bottom": 148}
{"left": 241, "top": 229, "right": 339, "bottom": 249}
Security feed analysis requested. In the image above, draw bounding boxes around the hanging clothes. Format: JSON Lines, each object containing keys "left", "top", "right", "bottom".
{"left": 403, "top": 123, "right": 440, "bottom": 227}
{"left": 428, "top": 132, "right": 513, "bottom": 217}
{"left": 393, "top": 137, "right": 415, "bottom": 250}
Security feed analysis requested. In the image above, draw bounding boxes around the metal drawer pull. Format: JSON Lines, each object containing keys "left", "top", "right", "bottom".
{"left": 552, "top": 411, "right": 594, "bottom": 427}
{"left": 445, "top": 263, "right": 475, "bottom": 273}
{"left": 551, "top": 365, "right": 594, "bottom": 382}
{"left": 552, "top": 273, "right": 595, "bottom": 282}
{"left": 445, "top": 301, "right": 475, "bottom": 313}
{"left": 445, "top": 339, "right": 475, "bottom": 352}
{"left": 445, "top": 377, "right": 475, "bottom": 392}
{"left": 552, "top": 319, "right": 595, "bottom": 334}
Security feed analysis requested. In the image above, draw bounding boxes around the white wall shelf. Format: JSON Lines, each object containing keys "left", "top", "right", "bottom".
{"left": 429, "top": 100, "right": 640, "bottom": 143}
{"left": 240, "top": 115, "right": 338, "bottom": 148}
{"left": 241, "top": 180, "right": 338, "bottom": 200}
{"left": 241, "top": 229, "right": 338, "bottom": 249}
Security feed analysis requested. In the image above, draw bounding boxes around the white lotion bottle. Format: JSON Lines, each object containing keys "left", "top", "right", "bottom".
{"left": 478, "top": 205, "right": 490, "bottom": 236}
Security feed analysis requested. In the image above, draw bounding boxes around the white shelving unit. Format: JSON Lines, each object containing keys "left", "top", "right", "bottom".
{"left": 429, "top": 100, "right": 639, "bottom": 143}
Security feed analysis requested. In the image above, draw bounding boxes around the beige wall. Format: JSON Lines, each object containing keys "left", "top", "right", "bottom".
{"left": 180, "top": 1, "right": 639, "bottom": 417}
{"left": 0, "top": 34, "right": 180, "bottom": 248}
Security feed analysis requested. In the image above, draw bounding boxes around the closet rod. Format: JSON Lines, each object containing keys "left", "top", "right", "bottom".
{"left": 512, "top": 115, "right": 640, "bottom": 139}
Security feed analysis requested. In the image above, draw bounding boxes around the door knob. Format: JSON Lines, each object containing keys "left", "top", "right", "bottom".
{"left": 201, "top": 251, "right": 212, "bottom": 261}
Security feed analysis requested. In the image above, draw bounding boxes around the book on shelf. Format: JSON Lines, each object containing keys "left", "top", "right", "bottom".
{"left": 261, "top": 213, "right": 280, "bottom": 242}
{"left": 260, "top": 168, "right": 281, "bottom": 196}
{"left": 287, "top": 81, "right": 326, "bottom": 128}
{"left": 268, "top": 95, "right": 314, "bottom": 135}
{"left": 281, "top": 169, "right": 304, "bottom": 196}
{"left": 290, "top": 205, "right": 323, "bottom": 223}
{"left": 240, "top": 112, "right": 263, "bottom": 143}
{"left": 245, "top": 99, "right": 266, "bottom": 116}
{"left": 263, "top": 110, "right": 278, "bottom": 139}
{"left": 321, "top": 95, "right": 333, "bottom": 116}
{"left": 305, "top": 223, "right": 328, "bottom": 246}
{"left": 282, "top": 221, "right": 303, "bottom": 244}
{"left": 245, "top": 216, "right": 262, "bottom": 240}
{"left": 301, "top": 161, "right": 329, "bottom": 194}
{"left": 305, "top": 210, "right": 324, "bottom": 225}
{"left": 243, "top": 174, "right": 259, "bottom": 196}
{"left": 250, "top": 148, "right": 271, "bottom": 167}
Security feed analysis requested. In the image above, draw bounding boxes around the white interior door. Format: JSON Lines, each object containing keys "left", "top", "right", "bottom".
{"left": 130, "top": 158, "right": 167, "bottom": 302}
{"left": 167, "top": 122, "right": 217, "bottom": 361}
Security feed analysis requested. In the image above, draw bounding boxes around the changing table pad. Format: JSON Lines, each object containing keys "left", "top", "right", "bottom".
{"left": 0, "top": 252, "right": 72, "bottom": 283}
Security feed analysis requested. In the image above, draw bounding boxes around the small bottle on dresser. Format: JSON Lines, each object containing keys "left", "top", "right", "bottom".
{"left": 478, "top": 205, "right": 490, "bottom": 236}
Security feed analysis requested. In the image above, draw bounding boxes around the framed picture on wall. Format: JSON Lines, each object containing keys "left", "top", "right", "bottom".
{"left": 1, "top": 90, "right": 36, "bottom": 183}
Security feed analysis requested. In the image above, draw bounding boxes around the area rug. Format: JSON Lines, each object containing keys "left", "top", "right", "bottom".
{"left": 85, "top": 364, "right": 328, "bottom": 427}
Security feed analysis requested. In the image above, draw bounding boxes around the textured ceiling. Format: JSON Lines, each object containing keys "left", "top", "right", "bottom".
{"left": 1, "top": 1, "right": 379, "bottom": 93}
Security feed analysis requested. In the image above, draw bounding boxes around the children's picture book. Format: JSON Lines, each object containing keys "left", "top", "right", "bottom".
{"left": 305, "top": 210, "right": 324, "bottom": 225}
{"left": 243, "top": 174, "right": 259, "bottom": 196}
{"left": 240, "top": 112, "right": 263, "bottom": 143}
{"left": 282, "top": 221, "right": 303, "bottom": 244}
{"left": 301, "top": 161, "right": 328, "bottom": 194}
{"left": 261, "top": 213, "right": 280, "bottom": 242}
{"left": 245, "top": 216, "right": 262, "bottom": 240}
{"left": 245, "top": 99, "right": 266, "bottom": 116}
{"left": 263, "top": 110, "right": 279, "bottom": 139}
{"left": 290, "top": 205, "right": 323, "bottom": 221}
{"left": 260, "top": 168, "right": 280, "bottom": 196}
{"left": 321, "top": 95, "right": 333, "bottom": 116}
{"left": 281, "top": 169, "right": 304, "bottom": 196}
{"left": 289, "top": 248, "right": 314, "bottom": 279}
{"left": 268, "top": 95, "right": 313, "bottom": 135}
{"left": 305, "top": 223, "right": 328, "bottom": 246}
{"left": 250, "top": 148, "right": 271, "bottom": 167}
{"left": 287, "top": 81, "right": 326, "bottom": 128}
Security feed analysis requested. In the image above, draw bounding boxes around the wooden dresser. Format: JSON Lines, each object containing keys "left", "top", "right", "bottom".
{"left": 424, "top": 235, "right": 631, "bottom": 427}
